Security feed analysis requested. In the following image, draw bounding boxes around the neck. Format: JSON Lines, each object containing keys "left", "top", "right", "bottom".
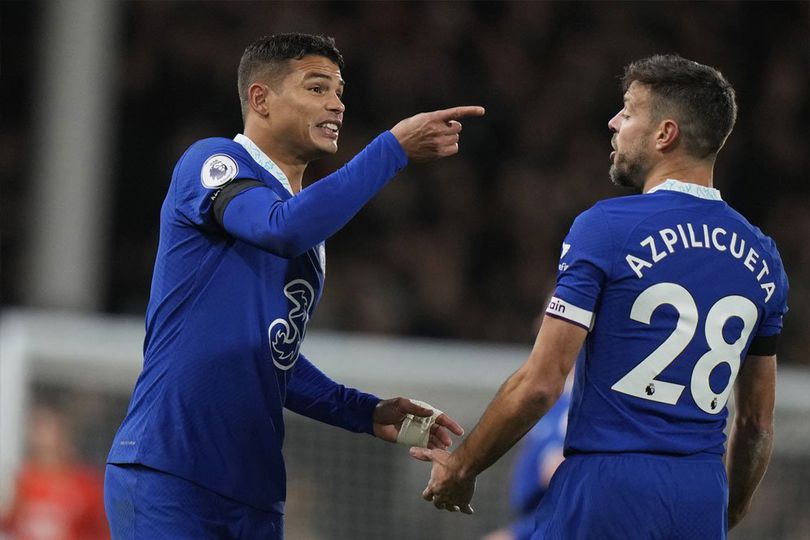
{"left": 243, "top": 125, "right": 306, "bottom": 193}
{"left": 642, "top": 155, "right": 714, "bottom": 194}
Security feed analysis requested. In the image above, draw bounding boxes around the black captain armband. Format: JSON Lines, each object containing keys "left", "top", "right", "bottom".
{"left": 747, "top": 334, "right": 780, "bottom": 356}
{"left": 212, "top": 179, "right": 266, "bottom": 228}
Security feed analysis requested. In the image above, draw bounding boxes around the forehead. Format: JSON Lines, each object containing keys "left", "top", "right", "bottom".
{"left": 623, "top": 81, "right": 651, "bottom": 109}
{"left": 285, "top": 55, "right": 344, "bottom": 85}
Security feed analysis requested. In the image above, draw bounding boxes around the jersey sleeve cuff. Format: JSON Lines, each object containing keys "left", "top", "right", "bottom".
{"left": 545, "top": 295, "right": 594, "bottom": 330}
{"left": 380, "top": 130, "right": 409, "bottom": 169}
{"left": 358, "top": 394, "right": 382, "bottom": 435}
{"left": 747, "top": 333, "right": 779, "bottom": 356}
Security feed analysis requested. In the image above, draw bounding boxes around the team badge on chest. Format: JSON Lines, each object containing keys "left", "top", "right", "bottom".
{"left": 201, "top": 154, "right": 239, "bottom": 188}
{"left": 268, "top": 279, "right": 315, "bottom": 370}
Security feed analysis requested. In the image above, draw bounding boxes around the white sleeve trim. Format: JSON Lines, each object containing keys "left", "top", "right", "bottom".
{"left": 545, "top": 296, "right": 594, "bottom": 330}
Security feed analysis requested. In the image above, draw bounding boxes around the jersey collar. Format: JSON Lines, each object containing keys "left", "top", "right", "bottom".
{"left": 647, "top": 179, "right": 723, "bottom": 201}
{"left": 233, "top": 134, "right": 294, "bottom": 196}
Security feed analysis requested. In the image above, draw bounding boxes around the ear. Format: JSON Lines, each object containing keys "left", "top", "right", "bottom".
{"left": 655, "top": 119, "right": 680, "bottom": 152}
{"left": 247, "top": 83, "right": 272, "bottom": 118}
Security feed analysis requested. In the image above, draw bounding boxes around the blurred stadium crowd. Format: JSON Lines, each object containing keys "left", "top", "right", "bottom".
{"left": 2, "top": 1, "right": 807, "bottom": 363}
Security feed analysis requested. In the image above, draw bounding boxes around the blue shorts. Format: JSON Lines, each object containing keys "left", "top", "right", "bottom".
{"left": 531, "top": 453, "right": 728, "bottom": 540}
{"left": 104, "top": 464, "right": 283, "bottom": 540}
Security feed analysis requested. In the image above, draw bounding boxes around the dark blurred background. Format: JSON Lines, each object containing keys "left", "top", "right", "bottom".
{"left": 1, "top": 3, "right": 808, "bottom": 539}
{"left": 2, "top": 0, "right": 808, "bottom": 361}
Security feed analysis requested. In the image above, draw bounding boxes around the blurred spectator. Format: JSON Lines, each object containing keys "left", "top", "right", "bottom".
{"left": 0, "top": 407, "right": 109, "bottom": 540}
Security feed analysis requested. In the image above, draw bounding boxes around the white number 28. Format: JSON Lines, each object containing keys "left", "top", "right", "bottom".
{"left": 611, "top": 282, "right": 758, "bottom": 414}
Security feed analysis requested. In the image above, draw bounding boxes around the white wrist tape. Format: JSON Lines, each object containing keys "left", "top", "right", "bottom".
{"left": 396, "top": 400, "right": 442, "bottom": 448}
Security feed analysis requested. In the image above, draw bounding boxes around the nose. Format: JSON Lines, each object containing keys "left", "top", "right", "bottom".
{"left": 608, "top": 113, "right": 622, "bottom": 133}
{"left": 328, "top": 93, "right": 345, "bottom": 114}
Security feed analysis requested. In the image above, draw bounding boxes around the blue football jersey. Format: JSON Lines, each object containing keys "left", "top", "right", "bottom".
{"left": 108, "top": 132, "right": 407, "bottom": 512}
{"left": 545, "top": 179, "right": 788, "bottom": 457}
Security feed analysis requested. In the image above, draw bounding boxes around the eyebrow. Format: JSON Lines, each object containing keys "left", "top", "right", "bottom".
{"left": 304, "top": 72, "right": 346, "bottom": 88}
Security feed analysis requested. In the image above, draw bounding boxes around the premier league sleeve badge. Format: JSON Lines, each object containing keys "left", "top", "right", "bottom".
{"left": 201, "top": 154, "right": 239, "bottom": 188}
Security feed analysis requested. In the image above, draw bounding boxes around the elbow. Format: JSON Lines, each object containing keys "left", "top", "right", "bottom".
{"left": 252, "top": 226, "right": 310, "bottom": 258}
{"left": 518, "top": 361, "right": 567, "bottom": 413}
{"left": 262, "top": 213, "right": 312, "bottom": 258}
{"left": 520, "top": 376, "right": 565, "bottom": 416}
{"left": 734, "top": 415, "right": 774, "bottom": 440}
{"left": 272, "top": 236, "right": 309, "bottom": 258}
{"left": 531, "top": 385, "right": 564, "bottom": 412}
{"left": 223, "top": 196, "right": 316, "bottom": 257}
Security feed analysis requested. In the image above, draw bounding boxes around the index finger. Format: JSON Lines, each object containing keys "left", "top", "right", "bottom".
{"left": 434, "top": 106, "right": 486, "bottom": 121}
{"left": 434, "top": 413, "right": 464, "bottom": 436}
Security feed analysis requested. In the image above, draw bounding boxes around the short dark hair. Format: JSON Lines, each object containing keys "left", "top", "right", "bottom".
{"left": 237, "top": 33, "right": 344, "bottom": 116}
{"left": 622, "top": 54, "right": 737, "bottom": 159}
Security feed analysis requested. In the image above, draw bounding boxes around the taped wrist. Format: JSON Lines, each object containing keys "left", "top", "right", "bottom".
{"left": 396, "top": 400, "right": 442, "bottom": 448}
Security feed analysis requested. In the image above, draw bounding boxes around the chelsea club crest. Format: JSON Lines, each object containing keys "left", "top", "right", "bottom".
{"left": 268, "top": 279, "right": 315, "bottom": 370}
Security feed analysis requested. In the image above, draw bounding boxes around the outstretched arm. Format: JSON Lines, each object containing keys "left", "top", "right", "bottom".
{"left": 285, "top": 355, "right": 464, "bottom": 449}
{"left": 216, "top": 106, "right": 485, "bottom": 257}
{"left": 411, "top": 315, "right": 586, "bottom": 514}
{"left": 285, "top": 354, "right": 381, "bottom": 434}
{"left": 726, "top": 354, "right": 776, "bottom": 530}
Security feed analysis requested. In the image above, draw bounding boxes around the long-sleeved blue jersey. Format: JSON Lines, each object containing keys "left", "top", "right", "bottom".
{"left": 545, "top": 180, "right": 788, "bottom": 459}
{"left": 108, "top": 131, "right": 408, "bottom": 513}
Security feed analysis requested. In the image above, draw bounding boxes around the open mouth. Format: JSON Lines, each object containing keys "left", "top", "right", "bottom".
{"left": 316, "top": 122, "right": 340, "bottom": 139}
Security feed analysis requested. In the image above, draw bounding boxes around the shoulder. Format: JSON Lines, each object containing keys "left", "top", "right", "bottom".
{"left": 579, "top": 192, "right": 709, "bottom": 240}
{"left": 175, "top": 138, "right": 257, "bottom": 188}
{"left": 562, "top": 195, "right": 660, "bottom": 263}
{"left": 573, "top": 194, "right": 648, "bottom": 220}
{"left": 589, "top": 193, "right": 659, "bottom": 222}
{"left": 723, "top": 205, "right": 786, "bottom": 267}
{"left": 185, "top": 137, "right": 247, "bottom": 156}
{"left": 569, "top": 195, "right": 643, "bottom": 235}
{"left": 745, "top": 222, "right": 789, "bottom": 302}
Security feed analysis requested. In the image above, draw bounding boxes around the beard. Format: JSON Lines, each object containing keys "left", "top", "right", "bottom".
{"left": 609, "top": 147, "right": 649, "bottom": 190}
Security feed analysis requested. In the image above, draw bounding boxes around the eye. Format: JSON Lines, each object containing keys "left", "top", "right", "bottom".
{"left": 621, "top": 113, "right": 630, "bottom": 120}
{"left": 309, "top": 86, "right": 324, "bottom": 94}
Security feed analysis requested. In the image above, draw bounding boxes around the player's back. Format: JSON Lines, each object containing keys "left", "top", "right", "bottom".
{"left": 548, "top": 180, "right": 788, "bottom": 458}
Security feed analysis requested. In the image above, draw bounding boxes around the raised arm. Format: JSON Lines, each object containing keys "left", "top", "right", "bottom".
{"left": 216, "top": 131, "right": 405, "bottom": 257}
{"left": 726, "top": 353, "right": 776, "bottom": 530}
{"left": 390, "top": 106, "right": 485, "bottom": 162}
{"left": 411, "top": 315, "right": 586, "bottom": 513}
{"left": 215, "top": 106, "right": 484, "bottom": 257}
